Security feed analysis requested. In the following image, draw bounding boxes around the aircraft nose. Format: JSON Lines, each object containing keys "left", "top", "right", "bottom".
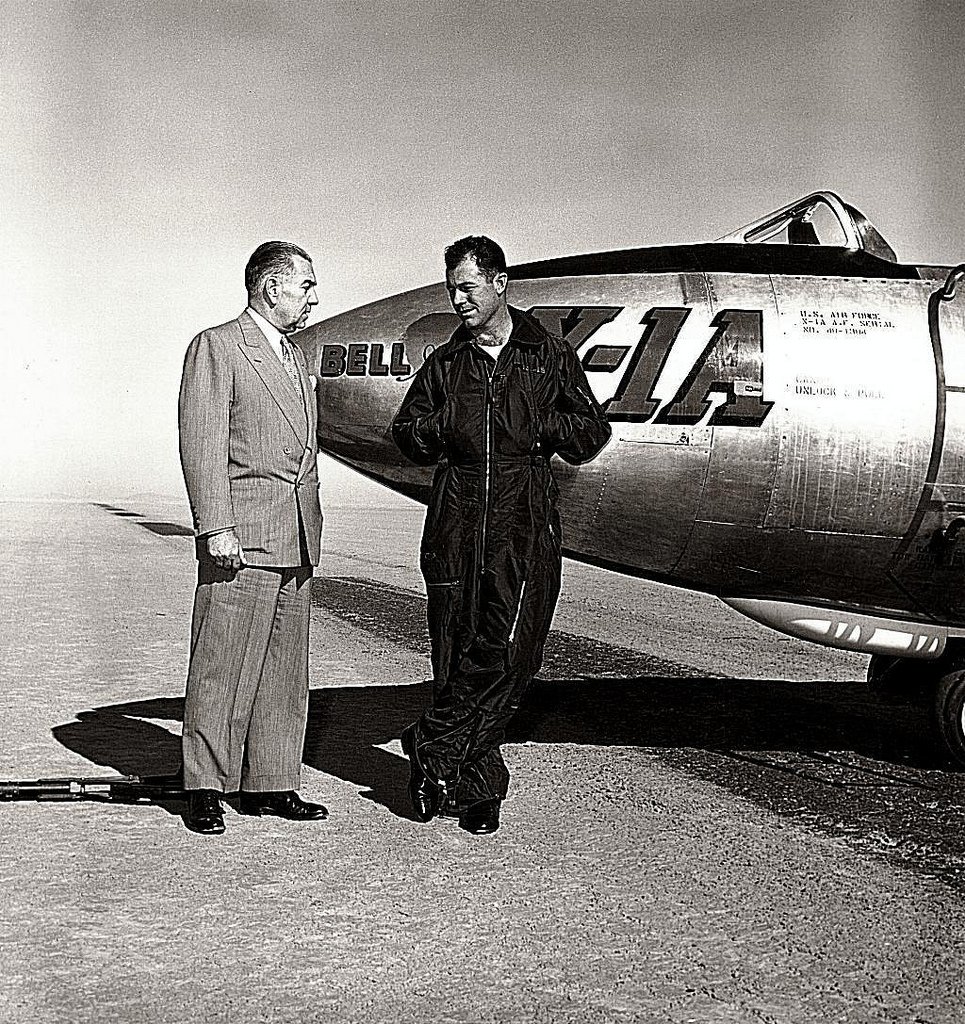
{"left": 298, "top": 283, "right": 455, "bottom": 479}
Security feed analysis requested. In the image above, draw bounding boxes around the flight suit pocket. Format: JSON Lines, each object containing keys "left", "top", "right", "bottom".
{"left": 420, "top": 550, "right": 460, "bottom": 586}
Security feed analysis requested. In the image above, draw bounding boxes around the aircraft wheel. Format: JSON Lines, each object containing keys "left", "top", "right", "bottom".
{"left": 936, "top": 668, "right": 965, "bottom": 770}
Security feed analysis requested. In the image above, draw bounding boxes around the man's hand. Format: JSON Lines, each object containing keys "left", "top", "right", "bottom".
{"left": 207, "top": 529, "right": 244, "bottom": 571}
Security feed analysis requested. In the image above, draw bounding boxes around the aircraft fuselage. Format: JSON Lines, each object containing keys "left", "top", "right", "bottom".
{"left": 299, "top": 239, "right": 965, "bottom": 661}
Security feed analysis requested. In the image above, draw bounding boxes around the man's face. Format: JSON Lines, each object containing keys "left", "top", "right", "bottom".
{"left": 268, "top": 255, "right": 318, "bottom": 333}
{"left": 446, "top": 256, "right": 506, "bottom": 332}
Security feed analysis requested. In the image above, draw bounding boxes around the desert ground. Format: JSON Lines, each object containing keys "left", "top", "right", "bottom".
{"left": 1, "top": 498, "right": 963, "bottom": 1024}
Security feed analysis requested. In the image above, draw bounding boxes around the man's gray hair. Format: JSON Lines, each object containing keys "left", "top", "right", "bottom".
{"left": 245, "top": 241, "right": 311, "bottom": 296}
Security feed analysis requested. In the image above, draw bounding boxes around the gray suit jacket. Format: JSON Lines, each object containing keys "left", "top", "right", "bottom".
{"left": 178, "top": 310, "right": 322, "bottom": 567}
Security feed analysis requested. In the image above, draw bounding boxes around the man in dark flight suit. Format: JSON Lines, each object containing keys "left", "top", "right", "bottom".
{"left": 392, "top": 236, "right": 611, "bottom": 834}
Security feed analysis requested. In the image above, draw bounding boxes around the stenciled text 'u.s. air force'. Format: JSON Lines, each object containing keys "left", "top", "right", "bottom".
{"left": 317, "top": 304, "right": 774, "bottom": 427}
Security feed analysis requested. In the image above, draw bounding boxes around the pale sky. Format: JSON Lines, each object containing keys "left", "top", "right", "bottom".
{"left": 2, "top": 0, "right": 963, "bottom": 502}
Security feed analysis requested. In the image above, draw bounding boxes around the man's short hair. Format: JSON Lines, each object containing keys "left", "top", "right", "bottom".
{"left": 245, "top": 241, "right": 311, "bottom": 296}
{"left": 444, "top": 236, "right": 507, "bottom": 281}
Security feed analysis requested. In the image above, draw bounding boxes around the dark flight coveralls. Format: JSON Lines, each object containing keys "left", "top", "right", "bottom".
{"left": 392, "top": 307, "right": 611, "bottom": 810}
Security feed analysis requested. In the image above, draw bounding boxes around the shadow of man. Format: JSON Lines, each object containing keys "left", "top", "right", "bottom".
{"left": 49, "top": 668, "right": 941, "bottom": 825}
{"left": 50, "top": 685, "right": 434, "bottom": 820}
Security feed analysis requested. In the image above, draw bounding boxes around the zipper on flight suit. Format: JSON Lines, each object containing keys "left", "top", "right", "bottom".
{"left": 479, "top": 351, "right": 497, "bottom": 573}
{"left": 453, "top": 353, "right": 496, "bottom": 812}
{"left": 508, "top": 578, "right": 528, "bottom": 645}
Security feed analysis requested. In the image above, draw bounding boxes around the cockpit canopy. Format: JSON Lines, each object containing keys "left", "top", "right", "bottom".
{"left": 716, "top": 191, "right": 898, "bottom": 262}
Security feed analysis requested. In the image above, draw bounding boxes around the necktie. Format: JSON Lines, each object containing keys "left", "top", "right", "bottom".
{"left": 280, "top": 338, "right": 302, "bottom": 393}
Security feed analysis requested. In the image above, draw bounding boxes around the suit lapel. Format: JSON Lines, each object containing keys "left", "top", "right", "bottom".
{"left": 236, "top": 311, "right": 308, "bottom": 442}
{"left": 287, "top": 341, "right": 318, "bottom": 485}
{"left": 286, "top": 340, "right": 318, "bottom": 486}
{"left": 288, "top": 340, "right": 316, "bottom": 442}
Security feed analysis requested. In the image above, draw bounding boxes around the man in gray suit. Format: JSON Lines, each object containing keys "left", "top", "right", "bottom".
{"left": 178, "top": 240, "right": 328, "bottom": 835}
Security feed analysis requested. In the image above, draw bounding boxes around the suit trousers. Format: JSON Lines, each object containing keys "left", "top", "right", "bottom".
{"left": 181, "top": 561, "right": 313, "bottom": 793}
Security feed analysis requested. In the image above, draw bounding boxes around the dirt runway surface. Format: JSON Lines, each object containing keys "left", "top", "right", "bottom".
{"left": 1, "top": 499, "right": 964, "bottom": 1023}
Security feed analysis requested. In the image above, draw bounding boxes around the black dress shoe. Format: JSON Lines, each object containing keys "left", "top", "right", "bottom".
{"left": 459, "top": 799, "right": 500, "bottom": 835}
{"left": 400, "top": 725, "right": 442, "bottom": 823}
{"left": 239, "top": 791, "right": 328, "bottom": 821}
{"left": 185, "top": 789, "right": 225, "bottom": 835}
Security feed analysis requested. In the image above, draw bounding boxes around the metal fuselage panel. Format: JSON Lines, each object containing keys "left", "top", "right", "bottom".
{"left": 764, "top": 277, "right": 936, "bottom": 536}
{"left": 511, "top": 273, "right": 713, "bottom": 574}
{"left": 300, "top": 260, "right": 965, "bottom": 627}
{"left": 678, "top": 275, "right": 942, "bottom": 610}
{"left": 887, "top": 276, "right": 965, "bottom": 622}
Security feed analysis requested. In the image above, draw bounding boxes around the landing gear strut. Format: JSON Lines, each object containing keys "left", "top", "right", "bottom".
{"left": 867, "top": 647, "right": 965, "bottom": 768}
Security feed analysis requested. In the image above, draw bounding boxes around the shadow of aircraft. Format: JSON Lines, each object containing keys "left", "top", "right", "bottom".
{"left": 39, "top": 574, "right": 965, "bottom": 885}
{"left": 45, "top": 574, "right": 950, "bottom": 819}
{"left": 50, "top": 671, "right": 943, "bottom": 819}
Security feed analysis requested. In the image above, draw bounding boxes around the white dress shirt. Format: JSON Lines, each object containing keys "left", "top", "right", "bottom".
{"left": 246, "top": 306, "right": 288, "bottom": 363}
